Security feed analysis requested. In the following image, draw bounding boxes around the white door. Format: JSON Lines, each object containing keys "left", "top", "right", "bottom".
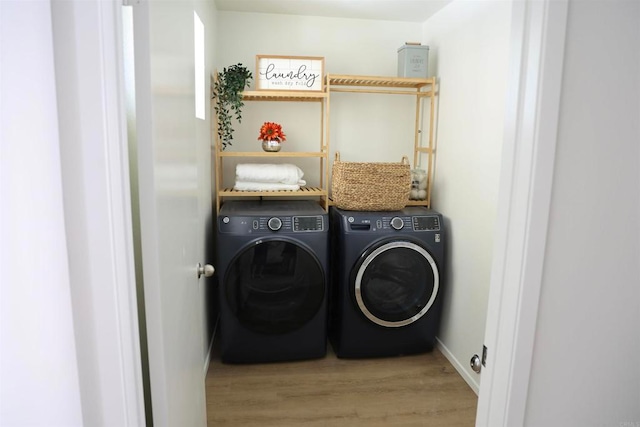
{"left": 130, "top": 1, "right": 211, "bottom": 425}
{"left": 475, "top": 1, "right": 567, "bottom": 425}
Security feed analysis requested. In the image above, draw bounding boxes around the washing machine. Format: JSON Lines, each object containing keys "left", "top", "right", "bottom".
{"left": 329, "top": 206, "right": 445, "bottom": 358}
{"left": 216, "top": 200, "right": 328, "bottom": 363}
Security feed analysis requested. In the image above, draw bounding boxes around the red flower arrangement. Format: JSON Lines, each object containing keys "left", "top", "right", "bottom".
{"left": 257, "top": 122, "right": 287, "bottom": 143}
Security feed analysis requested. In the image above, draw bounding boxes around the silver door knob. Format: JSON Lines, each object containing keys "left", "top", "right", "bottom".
{"left": 197, "top": 263, "right": 215, "bottom": 278}
{"left": 470, "top": 354, "right": 482, "bottom": 373}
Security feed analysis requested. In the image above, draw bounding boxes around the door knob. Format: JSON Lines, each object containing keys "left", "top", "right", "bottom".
{"left": 470, "top": 354, "right": 482, "bottom": 373}
{"left": 197, "top": 263, "right": 215, "bottom": 278}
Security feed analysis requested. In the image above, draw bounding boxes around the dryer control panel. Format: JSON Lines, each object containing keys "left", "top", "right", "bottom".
{"left": 293, "top": 215, "right": 325, "bottom": 232}
{"left": 220, "top": 215, "right": 325, "bottom": 234}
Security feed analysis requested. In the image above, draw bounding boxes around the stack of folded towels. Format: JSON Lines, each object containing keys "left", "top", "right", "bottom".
{"left": 234, "top": 163, "right": 306, "bottom": 191}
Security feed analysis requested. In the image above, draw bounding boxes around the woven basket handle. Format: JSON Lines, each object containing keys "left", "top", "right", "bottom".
{"left": 335, "top": 152, "right": 407, "bottom": 164}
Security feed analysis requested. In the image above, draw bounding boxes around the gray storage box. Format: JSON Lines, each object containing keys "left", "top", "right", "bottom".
{"left": 397, "top": 44, "right": 429, "bottom": 78}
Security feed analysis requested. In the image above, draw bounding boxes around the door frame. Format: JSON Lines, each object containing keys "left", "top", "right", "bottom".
{"left": 50, "top": 0, "right": 146, "bottom": 424}
{"left": 68, "top": 0, "right": 568, "bottom": 425}
{"left": 475, "top": 0, "right": 568, "bottom": 425}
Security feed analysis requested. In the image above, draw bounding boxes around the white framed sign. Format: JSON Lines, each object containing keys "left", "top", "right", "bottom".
{"left": 256, "top": 55, "right": 324, "bottom": 91}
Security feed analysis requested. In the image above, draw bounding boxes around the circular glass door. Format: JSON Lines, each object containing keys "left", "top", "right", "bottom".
{"left": 352, "top": 240, "right": 439, "bottom": 328}
{"left": 225, "top": 238, "right": 325, "bottom": 334}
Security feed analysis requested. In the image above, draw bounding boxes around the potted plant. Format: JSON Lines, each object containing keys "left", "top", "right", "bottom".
{"left": 257, "top": 121, "right": 287, "bottom": 152}
{"left": 212, "top": 64, "right": 253, "bottom": 150}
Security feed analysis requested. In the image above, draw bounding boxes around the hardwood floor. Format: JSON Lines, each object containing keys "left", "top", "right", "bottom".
{"left": 206, "top": 343, "right": 477, "bottom": 426}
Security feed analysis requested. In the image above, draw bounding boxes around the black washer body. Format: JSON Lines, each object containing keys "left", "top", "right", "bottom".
{"left": 330, "top": 206, "right": 445, "bottom": 358}
{"left": 216, "top": 201, "right": 328, "bottom": 363}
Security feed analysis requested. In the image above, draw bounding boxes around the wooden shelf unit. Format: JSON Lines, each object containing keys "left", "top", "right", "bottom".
{"left": 240, "top": 90, "right": 327, "bottom": 102}
{"left": 217, "top": 151, "right": 326, "bottom": 158}
{"left": 218, "top": 186, "right": 326, "bottom": 198}
{"left": 325, "top": 74, "right": 437, "bottom": 208}
{"left": 212, "top": 85, "right": 329, "bottom": 213}
{"left": 212, "top": 74, "right": 437, "bottom": 212}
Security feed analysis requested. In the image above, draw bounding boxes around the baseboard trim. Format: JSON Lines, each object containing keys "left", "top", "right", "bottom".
{"left": 204, "top": 324, "right": 218, "bottom": 378}
{"left": 204, "top": 337, "right": 214, "bottom": 377}
{"left": 436, "top": 337, "right": 480, "bottom": 395}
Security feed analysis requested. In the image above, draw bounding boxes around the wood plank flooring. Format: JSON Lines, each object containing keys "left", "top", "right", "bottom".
{"left": 206, "top": 343, "right": 477, "bottom": 426}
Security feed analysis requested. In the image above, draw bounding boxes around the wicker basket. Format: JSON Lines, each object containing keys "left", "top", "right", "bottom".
{"left": 331, "top": 152, "right": 411, "bottom": 211}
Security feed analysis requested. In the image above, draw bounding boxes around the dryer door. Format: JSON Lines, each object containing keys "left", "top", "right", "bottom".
{"left": 352, "top": 240, "right": 439, "bottom": 328}
{"left": 224, "top": 238, "right": 325, "bottom": 334}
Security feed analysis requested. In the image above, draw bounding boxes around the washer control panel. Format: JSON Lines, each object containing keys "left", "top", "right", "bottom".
{"left": 390, "top": 216, "right": 404, "bottom": 230}
{"left": 412, "top": 215, "right": 440, "bottom": 231}
{"left": 347, "top": 214, "right": 440, "bottom": 232}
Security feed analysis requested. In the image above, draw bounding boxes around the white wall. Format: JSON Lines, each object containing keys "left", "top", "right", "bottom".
{"left": 0, "top": 1, "right": 83, "bottom": 425}
{"left": 216, "top": 12, "right": 423, "bottom": 187}
{"left": 217, "top": 12, "right": 421, "bottom": 80}
{"left": 421, "top": 0, "right": 512, "bottom": 392}
{"left": 524, "top": 1, "right": 640, "bottom": 425}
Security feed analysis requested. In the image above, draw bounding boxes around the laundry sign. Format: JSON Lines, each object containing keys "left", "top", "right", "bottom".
{"left": 256, "top": 55, "right": 324, "bottom": 91}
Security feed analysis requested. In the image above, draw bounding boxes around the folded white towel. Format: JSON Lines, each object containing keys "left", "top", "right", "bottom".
{"left": 236, "top": 163, "right": 305, "bottom": 185}
{"left": 233, "top": 181, "right": 301, "bottom": 192}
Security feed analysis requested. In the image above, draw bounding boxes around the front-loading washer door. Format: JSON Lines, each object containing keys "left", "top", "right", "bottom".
{"left": 351, "top": 240, "right": 439, "bottom": 328}
{"left": 224, "top": 238, "right": 325, "bottom": 335}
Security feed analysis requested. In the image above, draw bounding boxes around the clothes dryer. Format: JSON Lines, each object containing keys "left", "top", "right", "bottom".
{"left": 330, "top": 206, "right": 445, "bottom": 358}
{"left": 216, "top": 200, "right": 328, "bottom": 363}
